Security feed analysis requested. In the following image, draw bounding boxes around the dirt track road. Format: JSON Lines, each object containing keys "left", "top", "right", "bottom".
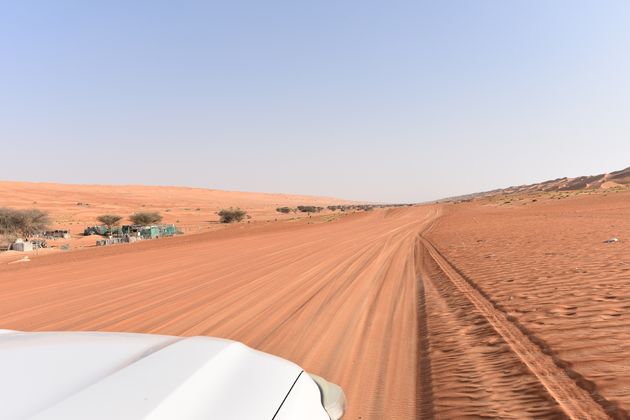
{"left": 0, "top": 205, "right": 616, "bottom": 419}
{"left": 0, "top": 208, "right": 436, "bottom": 419}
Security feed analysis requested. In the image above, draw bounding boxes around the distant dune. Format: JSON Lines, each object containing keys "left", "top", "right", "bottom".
{"left": 441, "top": 166, "right": 630, "bottom": 202}
{"left": 0, "top": 181, "right": 353, "bottom": 234}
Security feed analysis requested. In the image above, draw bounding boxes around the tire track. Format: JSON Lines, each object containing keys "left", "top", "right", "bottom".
{"left": 414, "top": 241, "right": 434, "bottom": 419}
{"left": 420, "top": 236, "right": 612, "bottom": 419}
{"left": 0, "top": 206, "right": 438, "bottom": 420}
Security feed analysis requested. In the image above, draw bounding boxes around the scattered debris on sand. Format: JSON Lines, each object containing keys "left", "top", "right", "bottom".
{"left": 8, "top": 256, "right": 30, "bottom": 264}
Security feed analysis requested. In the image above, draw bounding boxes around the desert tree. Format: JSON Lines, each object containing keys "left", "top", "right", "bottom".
{"left": 0, "top": 208, "right": 16, "bottom": 235}
{"left": 217, "top": 207, "right": 247, "bottom": 223}
{"left": 97, "top": 214, "right": 123, "bottom": 234}
{"left": 14, "top": 208, "right": 50, "bottom": 238}
{"left": 0, "top": 208, "right": 51, "bottom": 239}
{"left": 0, "top": 208, "right": 18, "bottom": 246}
{"left": 130, "top": 211, "right": 163, "bottom": 225}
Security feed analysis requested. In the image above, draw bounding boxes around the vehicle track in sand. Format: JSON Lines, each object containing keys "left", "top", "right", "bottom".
{"left": 418, "top": 236, "right": 615, "bottom": 419}
{"left": 0, "top": 207, "right": 436, "bottom": 420}
{"left": 1, "top": 203, "right": 622, "bottom": 419}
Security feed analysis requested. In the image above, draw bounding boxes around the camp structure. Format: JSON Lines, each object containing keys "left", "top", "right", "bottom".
{"left": 122, "top": 224, "right": 177, "bottom": 239}
{"left": 11, "top": 239, "right": 33, "bottom": 252}
{"left": 84, "top": 226, "right": 123, "bottom": 236}
{"left": 95, "top": 224, "right": 179, "bottom": 246}
{"left": 44, "top": 230, "right": 71, "bottom": 239}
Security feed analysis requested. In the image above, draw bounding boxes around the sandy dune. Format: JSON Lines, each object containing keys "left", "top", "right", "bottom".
{"left": 0, "top": 181, "right": 352, "bottom": 237}
{"left": 3, "top": 185, "right": 630, "bottom": 418}
{"left": 442, "top": 166, "right": 630, "bottom": 203}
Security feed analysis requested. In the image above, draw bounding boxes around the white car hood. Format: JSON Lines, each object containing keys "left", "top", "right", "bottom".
{"left": 0, "top": 330, "right": 324, "bottom": 420}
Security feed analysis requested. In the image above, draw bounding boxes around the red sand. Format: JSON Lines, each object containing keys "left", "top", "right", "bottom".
{"left": 427, "top": 189, "right": 630, "bottom": 418}
{"left": 0, "top": 205, "right": 436, "bottom": 419}
{"left": 2, "top": 184, "right": 630, "bottom": 418}
{"left": 0, "top": 181, "right": 352, "bottom": 235}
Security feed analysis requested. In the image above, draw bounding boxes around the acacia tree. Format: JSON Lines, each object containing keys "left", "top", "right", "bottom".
{"left": 0, "top": 208, "right": 17, "bottom": 247}
{"left": 0, "top": 208, "right": 50, "bottom": 239}
{"left": 97, "top": 214, "right": 122, "bottom": 234}
{"left": 130, "top": 212, "right": 163, "bottom": 225}
{"left": 0, "top": 208, "right": 15, "bottom": 235}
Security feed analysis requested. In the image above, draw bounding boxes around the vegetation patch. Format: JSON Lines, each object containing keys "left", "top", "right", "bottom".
{"left": 130, "top": 212, "right": 163, "bottom": 225}
{"left": 218, "top": 207, "right": 247, "bottom": 223}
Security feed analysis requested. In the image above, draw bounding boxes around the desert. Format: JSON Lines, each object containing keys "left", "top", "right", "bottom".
{"left": 2, "top": 178, "right": 630, "bottom": 418}
{"left": 4, "top": 2, "right": 630, "bottom": 418}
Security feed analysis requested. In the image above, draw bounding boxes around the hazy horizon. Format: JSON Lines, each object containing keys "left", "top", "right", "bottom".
{"left": 1, "top": 161, "right": 628, "bottom": 205}
{"left": 3, "top": 1, "right": 630, "bottom": 202}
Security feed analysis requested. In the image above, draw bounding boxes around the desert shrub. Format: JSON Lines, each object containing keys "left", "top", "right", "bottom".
{"left": 17, "top": 209, "right": 51, "bottom": 237}
{"left": 0, "top": 235, "right": 11, "bottom": 250}
{"left": 130, "top": 211, "right": 163, "bottom": 225}
{"left": 276, "top": 207, "right": 292, "bottom": 214}
{"left": 352, "top": 205, "right": 371, "bottom": 211}
{"left": 218, "top": 207, "right": 247, "bottom": 223}
{"left": 0, "top": 208, "right": 15, "bottom": 235}
{"left": 297, "top": 206, "right": 322, "bottom": 213}
{"left": 0, "top": 208, "right": 51, "bottom": 239}
{"left": 0, "top": 209, "right": 17, "bottom": 246}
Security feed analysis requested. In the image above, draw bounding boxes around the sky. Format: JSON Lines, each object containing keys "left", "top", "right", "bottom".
{"left": 2, "top": 1, "right": 630, "bottom": 203}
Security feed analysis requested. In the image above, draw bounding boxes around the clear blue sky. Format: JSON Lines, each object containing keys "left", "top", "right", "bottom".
{"left": 2, "top": 1, "right": 629, "bottom": 202}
